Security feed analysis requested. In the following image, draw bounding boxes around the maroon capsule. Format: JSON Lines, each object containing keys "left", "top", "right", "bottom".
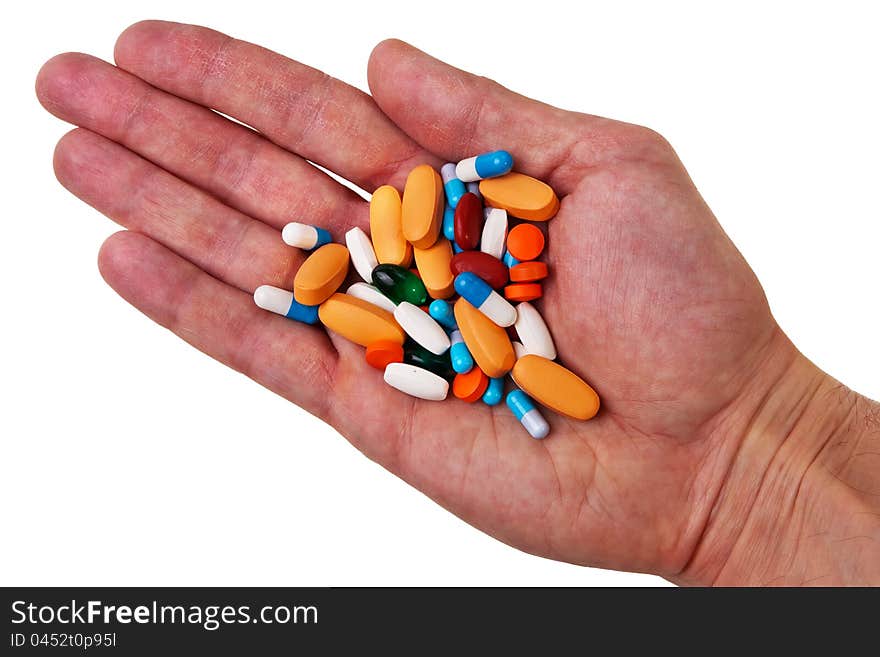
{"left": 453, "top": 192, "right": 483, "bottom": 250}
{"left": 450, "top": 251, "right": 509, "bottom": 290}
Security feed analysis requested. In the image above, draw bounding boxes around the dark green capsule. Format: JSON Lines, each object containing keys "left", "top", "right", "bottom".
{"left": 404, "top": 341, "right": 455, "bottom": 380}
{"left": 372, "top": 264, "right": 428, "bottom": 306}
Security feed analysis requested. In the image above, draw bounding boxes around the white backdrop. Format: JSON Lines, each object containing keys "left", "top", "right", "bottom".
{"left": 2, "top": 0, "right": 877, "bottom": 586}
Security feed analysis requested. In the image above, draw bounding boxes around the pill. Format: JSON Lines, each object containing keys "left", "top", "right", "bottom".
{"left": 441, "top": 163, "right": 467, "bottom": 208}
{"left": 384, "top": 362, "right": 449, "bottom": 401}
{"left": 281, "top": 222, "right": 332, "bottom": 250}
{"left": 454, "top": 272, "right": 517, "bottom": 327}
{"left": 345, "top": 226, "right": 379, "bottom": 282}
{"left": 394, "top": 302, "right": 451, "bottom": 355}
{"left": 412, "top": 238, "right": 455, "bottom": 299}
{"left": 481, "top": 376, "right": 505, "bottom": 406}
{"left": 480, "top": 208, "right": 508, "bottom": 260}
{"left": 453, "top": 242, "right": 464, "bottom": 254}
{"left": 372, "top": 264, "right": 428, "bottom": 305}
{"left": 450, "top": 329, "right": 474, "bottom": 374}
{"left": 293, "top": 243, "right": 350, "bottom": 305}
{"left": 503, "top": 250, "right": 521, "bottom": 268}
{"left": 369, "top": 185, "right": 412, "bottom": 267}
{"left": 346, "top": 282, "right": 397, "bottom": 313}
{"left": 466, "top": 181, "right": 482, "bottom": 201}
{"left": 455, "top": 150, "right": 514, "bottom": 182}
{"left": 514, "top": 302, "right": 556, "bottom": 360}
{"left": 479, "top": 172, "right": 560, "bottom": 221}
{"left": 365, "top": 340, "right": 404, "bottom": 370}
{"left": 512, "top": 340, "right": 528, "bottom": 360}
{"left": 509, "top": 261, "right": 548, "bottom": 282}
{"left": 453, "top": 367, "right": 489, "bottom": 403}
{"left": 506, "top": 390, "right": 550, "bottom": 439}
{"left": 504, "top": 283, "right": 542, "bottom": 302}
{"left": 450, "top": 251, "right": 509, "bottom": 290}
{"left": 511, "top": 355, "right": 600, "bottom": 420}
{"left": 453, "top": 298, "right": 516, "bottom": 378}
{"left": 453, "top": 192, "right": 483, "bottom": 250}
{"left": 402, "top": 164, "right": 443, "bottom": 249}
{"left": 506, "top": 224, "right": 545, "bottom": 261}
{"left": 253, "top": 285, "right": 319, "bottom": 324}
{"left": 318, "top": 293, "right": 405, "bottom": 347}
{"left": 443, "top": 204, "right": 456, "bottom": 241}
{"left": 428, "top": 299, "right": 458, "bottom": 330}
{"left": 404, "top": 341, "right": 456, "bottom": 380}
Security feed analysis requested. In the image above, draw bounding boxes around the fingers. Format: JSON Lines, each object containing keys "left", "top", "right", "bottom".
{"left": 98, "top": 231, "right": 337, "bottom": 418}
{"left": 54, "top": 128, "right": 302, "bottom": 293}
{"left": 36, "top": 52, "right": 362, "bottom": 232}
{"left": 113, "top": 20, "right": 440, "bottom": 191}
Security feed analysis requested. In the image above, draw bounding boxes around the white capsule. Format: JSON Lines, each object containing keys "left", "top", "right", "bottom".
{"left": 514, "top": 302, "right": 556, "bottom": 360}
{"left": 480, "top": 208, "right": 508, "bottom": 260}
{"left": 254, "top": 285, "right": 294, "bottom": 315}
{"left": 521, "top": 409, "right": 550, "bottom": 439}
{"left": 345, "top": 227, "right": 379, "bottom": 282}
{"left": 512, "top": 340, "right": 528, "bottom": 360}
{"left": 346, "top": 282, "right": 396, "bottom": 313}
{"left": 384, "top": 363, "right": 449, "bottom": 401}
{"left": 481, "top": 290, "right": 518, "bottom": 327}
{"left": 281, "top": 222, "right": 331, "bottom": 250}
{"left": 394, "top": 302, "right": 451, "bottom": 355}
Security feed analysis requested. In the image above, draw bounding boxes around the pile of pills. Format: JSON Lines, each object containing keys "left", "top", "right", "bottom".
{"left": 254, "top": 150, "right": 599, "bottom": 439}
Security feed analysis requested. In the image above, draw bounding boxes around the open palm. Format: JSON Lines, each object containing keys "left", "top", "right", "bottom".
{"left": 37, "top": 20, "right": 786, "bottom": 583}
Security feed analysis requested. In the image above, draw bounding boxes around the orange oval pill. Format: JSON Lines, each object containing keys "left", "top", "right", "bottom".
{"left": 370, "top": 185, "right": 412, "bottom": 267}
{"left": 478, "top": 172, "right": 559, "bottom": 221}
{"left": 293, "top": 243, "right": 350, "bottom": 305}
{"left": 413, "top": 238, "right": 455, "bottom": 299}
{"left": 511, "top": 355, "right": 600, "bottom": 420}
{"left": 318, "top": 293, "right": 405, "bottom": 347}
{"left": 504, "top": 283, "right": 543, "bottom": 302}
{"left": 365, "top": 340, "right": 404, "bottom": 370}
{"left": 506, "top": 224, "right": 545, "bottom": 261}
{"left": 509, "top": 261, "right": 548, "bottom": 282}
{"left": 402, "top": 164, "right": 443, "bottom": 249}
{"left": 453, "top": 298, "right": 515, "bottom": 378}
{"left": 452, "top": 367, "right": 489, "bottom": 403}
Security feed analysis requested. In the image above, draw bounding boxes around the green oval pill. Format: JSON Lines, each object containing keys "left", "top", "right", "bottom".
{"left": 403, "top": 341, "right": 455, "bottom": 380}
{"left": 372, "top": 264, "right": 428, "bottom": 305}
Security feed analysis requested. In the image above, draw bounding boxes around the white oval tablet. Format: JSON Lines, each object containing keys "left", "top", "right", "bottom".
{"left": 512, "top": 340, "right": 528, "bottom": 360}
{"left": 384, "top": 363, "right": 449, "bottom": 401}
{"left": 345, "top": 226, "right": 379, "bottom": 282}
{"left": 346, "top": 282, "right": 397, "bottom": 313}
{"left": 514, "top": 302, "right": 556, "bottom": 360}
{"left": 480, "top": 208, "right": 508, "bottom": 260}
{"left": 393, "top": 302, "right": 451, "bottom": 355}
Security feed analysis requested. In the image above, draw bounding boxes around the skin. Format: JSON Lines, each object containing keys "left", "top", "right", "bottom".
{"left": 36, "top": 21, "right": 880, "bottom": 585}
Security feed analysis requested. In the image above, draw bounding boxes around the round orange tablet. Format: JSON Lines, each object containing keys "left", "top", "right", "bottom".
{"left": 365, "top": 340, "right": 404, "bottom": 371}
{"left": 504, "top": 283, "right": 543, "bottom": 302}
{"left": 506, "top": 224, "right": 545, "bottom": 261}
{"left": 452, "top": 367, "right": 489, "bottom": 403}
{"left": 509, "top": 261, "right": 548, "bottom": 283}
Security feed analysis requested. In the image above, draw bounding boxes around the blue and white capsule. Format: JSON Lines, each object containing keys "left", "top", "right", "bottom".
{"left": 503, "top": 250, "right": 520, "bottom": 268}
{"left": 466, "top": 181, "right": 482, "bottom": 201}
{"left": 254, "top": 285, "right": 319, "bottom": 324}
{"left": 443, "top": 204, "right": 456, "bottom": 241}
{"left": 429, "top": 299, "right": 458, "bottom": 330}
{"left": 450, "top": 330, "right": 474, "bottom": 374}
{"left": 506, "top": 390, "right": 550, "bottom": 439}
{"left": 452, "top": 242, "right": 464, "bottom": 254}
{"left": 441, "top": 163, "right": 467, "bottom": 208}
{"left": 455, "top": 150, "right": 514, "bottom": 183}
{"left": 454, "top": 272, "right": 517, "bottom": 327}
{"left": 281, "top": 222, "right": 331, "bottom": 250}
{"left": 482, "top": 377, "right": 505, "bottom": 406}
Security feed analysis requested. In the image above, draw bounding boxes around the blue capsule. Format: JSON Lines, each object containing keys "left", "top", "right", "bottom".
{"left": 452, "top": 242, "right": 464, "bottom": 254}
{"left": 441, "top": 163, "right": 467, "bottom": 208}
{"left": 443, "top": 204, "right": 456, "bottom": 241}
{"left": 428, "top": 299, "right": 457, "bottom": 330}
{"left": 506, "top": 390, "right": 550, "bottom": 439}
{"left": 453, "top": 272, "right": 517, "bottom": 327}
{"left": 450, "top": 330, "right": 474, "bottom": 374}
{"left": 481, "top": 377, "right": 505, "bottom": 406}
{"left": 503, "top": 250, "right": 520, "bottom": 268}
{"left": 455, "top": 150, "right": 514, "bottom": 182}
{"left": 254, "top": 285, "right": 319, "bottom": 324}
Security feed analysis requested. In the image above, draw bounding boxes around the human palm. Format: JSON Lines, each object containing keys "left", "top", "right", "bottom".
{"left": 37, "top": 20, "right": 787, "bottom": 583}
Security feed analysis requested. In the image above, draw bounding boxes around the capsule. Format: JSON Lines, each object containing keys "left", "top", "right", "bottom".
{"left": 281, "top": 222, "right": 332, "bottom": 250}
{"left": 454, "top": 272, "right": 517, "bottom": 328}
{"left": 455, "top": 150, "right": 514, "bottom": 183}
{"left": 404, "top": 341, "right": 456, "bottom": 380}
{"left": 481, "top": 208, "right": 508, "bottom": 260}
{"left": 428, "top": 299, "right": 458, "bottom": 330}
{"left": 345, "top": 227, "right": 379, "bottom": 282}
{"left": 506, "top": 390, "right": 550, "bottom": 439}
{"left": 503, "top": 250, "right": 520, "bottom": 268}
{"left": 372, "top": 264, "right": 428, "bottom": 305}
{"left": 453, "top": 242, "right": 464, "bottom": 254}
{"left": 253, "top": 285, "right": 319, "bottom": 324}
{"left": 441, "top": 163, "right": 467, "bottom": 208}
{"left": 384, "top": 363, "right": 449, "bottom": 401}
{"left": 466, "top": 181, "right": 482, "bottom": 201}
{"left": 443, "top": 204, "right": 456, "bottom": 241}
{"left": 481, "top": 377, "right": 505, "bottom": 406}
{"left": 450, "top": 330, "right": 474, "bottom": 374}
{"left": 394, "top": 302, "right": 450, "bottom": 355}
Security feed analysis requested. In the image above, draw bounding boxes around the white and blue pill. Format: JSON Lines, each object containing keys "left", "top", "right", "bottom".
{"left": 254, "top": 285, "right": 319, "bottom": 324}
{"left": 506, "top": 389, "right": 550, "bottom": 439}
{"left": 281, "top": 222, "right": 331, "bottom": 250}
{"left": 482, "top": 377, "right": 505, "bottom": 406}
{"left": 455, "top": 150, "right": 514, "bottom": 183}
{"left": 441, "top": 163, "right": 467, "bottom": 208}
{"left": 454, "top": 272, "right": 517, "bottom": 327}
{"left": 467, "top": 181, "right": 482, "bottom": 201}
{"left": 503, "top": 250, "right": 520, "bottom": 268}
{"left": 443, "top": 204, "right": 456, "bottom": 241}
{"left": 450, "top": 330, "right": 474, "bottom": 374}
{"left": 429, "top": 299, "right": 458, "bottom": 330}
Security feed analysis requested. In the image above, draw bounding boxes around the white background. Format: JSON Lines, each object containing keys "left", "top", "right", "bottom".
{"left": 1, "top": 0, "right": 877, "bottom": 586}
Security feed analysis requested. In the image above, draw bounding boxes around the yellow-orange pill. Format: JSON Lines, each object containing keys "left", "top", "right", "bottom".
{"left": 453, "top": 298, "right": 515, "bottom": 378}
{"left": 318, "top": 293, "right": 405, "bottom": 347}
{"left": 413, "top": 238, "right": 455, "bottom": 299}
{"left": 479, "top": 172, "right": 560, "bottom": 221}
{"left": 293, "top": 243, "right": 350, "bottom": 305}
{"left": 402, "top": 164, "right": 443, "bottom": 249}
{"left": 370, "top": 185, "right": 412, "bottom": 267}
{"left": 511, "top": 355, "right": 600, "bottom": 420}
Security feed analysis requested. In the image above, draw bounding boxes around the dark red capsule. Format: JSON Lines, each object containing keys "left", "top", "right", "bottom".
{"left": 450, "top": 251, "right": 509, "bottom": 290}
{"left": 453, "top": 192, "right": 483, "bottom": 250}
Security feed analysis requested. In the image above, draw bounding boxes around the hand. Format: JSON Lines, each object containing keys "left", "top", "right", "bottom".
{"left": 37, "top": 20, "right": 880, "bottom": 585}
